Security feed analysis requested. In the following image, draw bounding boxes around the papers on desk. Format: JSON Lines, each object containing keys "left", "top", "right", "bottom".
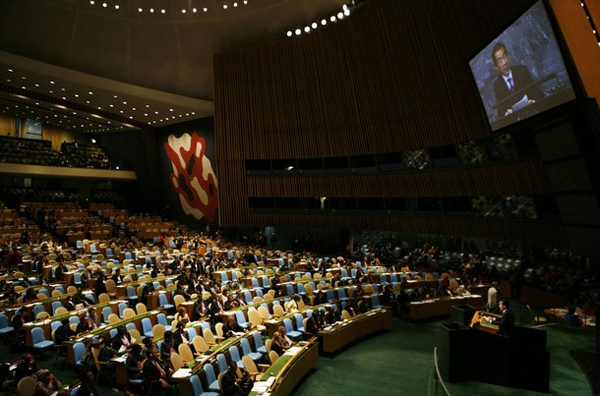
{"left": 232, "top": 331, "right": 245, "bottom": 336}
{"left": 284, "top": 346, "right": 302, "bottom": 357}
{"left": 252, "top": 376, "right": 276, "bottom": 394}
{"left": 118, "top": 345, "right": 127, "bottom": 354}
{"left": 113, "top": 356, "right": 126, "bottom": 363}
{"left": 171, "top": 368, "right": 192, "bottom": 379}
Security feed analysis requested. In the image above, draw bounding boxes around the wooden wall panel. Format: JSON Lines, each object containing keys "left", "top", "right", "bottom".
{"left": 246, "top": 159, "right": 551, "bottom": 198}
{"left": 213, "top": 0, "right": 573, "bottom": 247}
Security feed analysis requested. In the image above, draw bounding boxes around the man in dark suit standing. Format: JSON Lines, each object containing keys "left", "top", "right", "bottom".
{"left": 492, "top": 42, "right": 543, "bottom": 118}
{"left": 488, "top": 299, "right": 515, "bottom": 337}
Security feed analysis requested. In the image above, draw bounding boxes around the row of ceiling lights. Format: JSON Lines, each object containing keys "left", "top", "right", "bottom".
{"left": 286, "top": 3, "right": 353, "bottom": 38}
{"left": 5, "top": 68, "right": 197, "bottom": 127}
{"left": 1, "top": 103, "right": 123, "bottom": 133}
{"left": 88, "top": 0, "right": 249, "bottom": 14}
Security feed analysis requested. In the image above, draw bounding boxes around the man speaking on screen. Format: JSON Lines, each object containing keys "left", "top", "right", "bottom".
{"left": 492, "top": 42, "right": 543, "bottom": 118}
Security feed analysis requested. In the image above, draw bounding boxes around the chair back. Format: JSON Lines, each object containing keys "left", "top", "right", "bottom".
{"left": 108, "top": 313, "right": 120, "bottom": 324}
{"left": 136, "top": 302, "right": 147, "bottom": 314}
{"left": 73, "top": 342, "right": 86, "bottom": 363}
{"left": 228, "top": 346, "right": 243, "bottom": 368}
{"left": 253, "top": 331, "right": 265, "bottom": 349}
{"left": 171, "top": 352, "right": 183, "bottom": 371}
{"left": 258, "top": 306, "right": 270, "bottom": 321}
{"left": 31, "top": 327, "right": 46, "bottom": 344}
{"left": 105, "top": 279, "right": 116, "bottom": 293}
{"left": 98, "top": 293, "right": 110, "bottom": 303}
{"left": 217, "top": 353, "right": 228, "bottom": 373}
{"left": 55, "top": 307, "right": 68, "bottom": 316}
{"left": 153, "top": 324, "right": 166, "bottom": 338}
{"left": 203, "top": 363, "right": 217, "bottom": 384}
{"left": 178, "top": 343, "right": 194, "bottom": 363}
{"left": 248, "top": 309, "right": 262, "bottom": 328}
{"left": 173, "top": 295, "right": 185, "bottom": 309}
{"left": 215, "top": 322, "right": 224, "bottom": 339}
{"left": 273, "top": 304, "right": 284, "bottom": 317}
{"left": 241, "top": 338, "right": 254, "bottom": 356}
{"left": 265, "top": 339, "right": 273, "bottom": 354}
{"left": 192, "top": 335, "right": 210, "bottom": 353}
{"left": 268, "top": 350, "right": 279, "bottom": 364}
{"left": 203, "top": 328, "right": 216, "bottom": 345}
{"left": 129, "top": 328, "right": 143, "bottom": 344}
{"left": 123, "top": 308, "right": 136, "bottom": 320}
{"left": 190, "top": 374, "right": 205, "bottom": 396}
{"left": 18, "top": 376, "right": 36, "bottom": 396}
{"left": 242, "top": 355, "right": 258, "bottom": 375}
{"left": 186, "top": 327, "right": 198, "bottom": 340}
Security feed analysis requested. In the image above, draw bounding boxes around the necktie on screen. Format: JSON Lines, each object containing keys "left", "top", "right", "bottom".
{"left": 507, "top": 77, "right": 514, "bottom": 91}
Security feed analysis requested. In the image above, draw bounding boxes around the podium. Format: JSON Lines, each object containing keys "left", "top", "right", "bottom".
{"left": 438, "top": 321, "right": 550, "bottom": 392}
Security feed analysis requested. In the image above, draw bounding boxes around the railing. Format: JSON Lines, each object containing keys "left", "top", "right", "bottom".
{"left": 432, "top": 347, "right": 451, "bottom": 396}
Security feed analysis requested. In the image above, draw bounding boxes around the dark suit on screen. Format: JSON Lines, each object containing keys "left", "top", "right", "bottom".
{"left": 494, "top": 65, "right": 542, "bottom": 118}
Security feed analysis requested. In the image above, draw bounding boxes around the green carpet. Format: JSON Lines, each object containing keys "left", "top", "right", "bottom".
{"left": 294, "top": 316, "right": 595, "bottom": 396}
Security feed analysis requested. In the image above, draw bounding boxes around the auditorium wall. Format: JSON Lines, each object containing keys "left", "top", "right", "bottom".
{"left": 212, "top": 0, "right": 600, "bottom": 256}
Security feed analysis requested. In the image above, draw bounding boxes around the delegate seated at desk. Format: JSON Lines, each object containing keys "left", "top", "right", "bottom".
{"left": 492, "top": 42, "right": 543, "bottom": 118}
{"left": 485, "top": 299, "right": 515, "bottom": 336}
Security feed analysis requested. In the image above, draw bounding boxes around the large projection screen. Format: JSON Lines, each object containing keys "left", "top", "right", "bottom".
{"left": 469, "top": 0, "right": 576, "bottom": 131}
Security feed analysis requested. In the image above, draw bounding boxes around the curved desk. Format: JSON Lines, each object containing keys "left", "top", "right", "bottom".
{"left": 250, "top": 338, "right": 319, "bottom": 396}
{"left": 317, "top": 308, "right": 392, "bottom": 354}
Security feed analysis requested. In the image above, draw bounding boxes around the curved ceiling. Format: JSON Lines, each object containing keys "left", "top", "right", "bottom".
{"left": 0, "top": 0, "right": 353, "bottom": 133}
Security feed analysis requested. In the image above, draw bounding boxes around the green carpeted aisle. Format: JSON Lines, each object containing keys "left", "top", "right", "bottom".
{"left": 295, "top": 314, "right": 596, "bottom": 396}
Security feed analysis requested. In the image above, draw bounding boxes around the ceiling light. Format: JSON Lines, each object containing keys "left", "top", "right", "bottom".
{"left": 223, "top": 5, "right": 228, "bottom": 9}
{"left": 182, "top": 9, "right": 186, "bottom": 13}
{"left": 115, "top": 5, "right": 119, "bottom": 10}
{"left": 312, "top": 22, "right": 318, "bottom": 29}
{"left": 287, "top": 31, "right": 292, "bottom": 37}
{"left": 330, "top": 16, "right": 336, "bottom": 22}
{"left": 304, "top": 26, "right": 310, "bottom": 33}
{"left": 295, "top": 29, "right": 301, "bottom": 35}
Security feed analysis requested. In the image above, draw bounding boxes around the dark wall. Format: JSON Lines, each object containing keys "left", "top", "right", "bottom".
{"left": 212, "top": 0, "right": 600, "bottom": 256}
{"left": 97, "top": 127, "right": 158, "bottom": 212}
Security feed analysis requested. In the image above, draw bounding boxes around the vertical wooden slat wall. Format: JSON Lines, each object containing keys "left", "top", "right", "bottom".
{"left": 213, "top": 0, "right": 568, "bottom": 247}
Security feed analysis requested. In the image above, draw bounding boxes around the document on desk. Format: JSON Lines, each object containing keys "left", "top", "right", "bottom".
{"left": 252, "top": 381, "right": 270, "bottom": 393}
{"left": 113, "top": 356, "right": 126, "bottom": 363}
{"left": 171, "top": 368, "right": 192, "bottom": 379}
{"left": 284, "top": 346, "right": 302, "bottom": 357}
